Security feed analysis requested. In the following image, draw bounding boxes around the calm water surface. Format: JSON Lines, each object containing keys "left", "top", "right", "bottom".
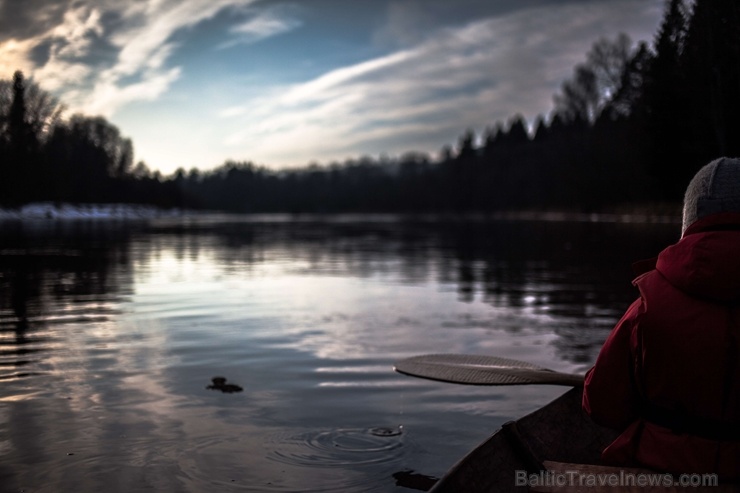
{"left": 0, "top": 214, "right": 678, "bottom": 492}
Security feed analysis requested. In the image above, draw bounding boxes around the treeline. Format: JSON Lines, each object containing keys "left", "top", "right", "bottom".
{"left": 0, "top": 73, "right": 182, "bottom": 208}
{"left": 175, "top": 116, "right": 648, "bottom": 213}
{"left": 174, "top": 0, "right": 740, "bottom": 213}
{"left": 2, "top": 0, "right": 739, "bottom": 213}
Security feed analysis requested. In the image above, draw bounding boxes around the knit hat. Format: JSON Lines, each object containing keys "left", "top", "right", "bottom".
{"left": 682, "top": 157, "right": 740, "bottom": 234}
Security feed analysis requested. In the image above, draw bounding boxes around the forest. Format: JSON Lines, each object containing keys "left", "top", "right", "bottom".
{"left": 0, "top": 0, "right": 738, "bottom": 214}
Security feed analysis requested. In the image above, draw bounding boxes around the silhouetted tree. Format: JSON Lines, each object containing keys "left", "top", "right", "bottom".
{"left": 555, "top": 34, "right": 634, "bottom": 123}
{"left": 9, "top": 72, "right": 37, "bottom": 154}
{"left": 2, "top": 72, "right": 45, "bottom": 203}
{"left": 606, "top": 41, "right": 653, "bottom": 119}
{"left": 0, "top": 72, "right": 62, "bottom": 204}
{"left": 3, "top": 0, "right": 738, "bottom": 215}
{"left": 43, "top": 115, "right": 136, "bottom": 203}
{"left": 447, "top": 129, "right": 478, "bottom": 210}
{"left": 554, "top": 65, "right": 598, "bottom": 123}
{"left": 640, "top": 0, "right": 691, "bottom": 199}
{"left": 682, "top": 0, "right": 740, "bottom": 162}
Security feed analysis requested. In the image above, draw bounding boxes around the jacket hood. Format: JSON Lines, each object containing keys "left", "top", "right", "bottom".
{"left": 656, "top": 213, "right": 740, "bottom": 302}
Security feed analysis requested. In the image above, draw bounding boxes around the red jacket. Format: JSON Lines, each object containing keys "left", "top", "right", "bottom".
{"left": 583, "top": 213, "right": 740, "bottom": 480}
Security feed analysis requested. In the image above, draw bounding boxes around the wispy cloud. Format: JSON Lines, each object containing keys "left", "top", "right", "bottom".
{"left": 33, "top": 4, "right": 104, "bottom": 93}
{"left": 220, "top": 0, "right": 663, "bottom": 166}
{"left": 218, "top": 7, "right": 302, "bottom": 49}
{"left": 0, "top": 0, "right": 663, "bottom": 172}
{"left": 0, "top": 0, "right": 259, "bottom": 115}
{"left": 81, "top": 0, "right": 258, "bottom": 115}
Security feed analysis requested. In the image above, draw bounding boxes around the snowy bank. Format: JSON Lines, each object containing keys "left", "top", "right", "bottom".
{"left": 0, "top": 203, "right": 184, "bottom": 221}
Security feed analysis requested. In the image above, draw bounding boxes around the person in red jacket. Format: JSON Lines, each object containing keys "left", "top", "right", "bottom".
{"left": 583, "top": 157, "right": 740, "bottom": 480}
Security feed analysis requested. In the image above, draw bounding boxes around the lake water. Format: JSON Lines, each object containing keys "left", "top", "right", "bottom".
{"left": 0, "top": 214, "right": 679, "bottom": 492}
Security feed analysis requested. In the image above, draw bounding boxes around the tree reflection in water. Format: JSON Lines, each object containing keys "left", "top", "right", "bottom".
{"left": 0, "top": 216, "right": 678, "bottom": 379}
{"left": 0, "top": 215, "right": 679, "bottom": 492}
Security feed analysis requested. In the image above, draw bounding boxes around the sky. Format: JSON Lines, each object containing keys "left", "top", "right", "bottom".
{"left": 0, "top": 0, "right": 665, "bottom": 175}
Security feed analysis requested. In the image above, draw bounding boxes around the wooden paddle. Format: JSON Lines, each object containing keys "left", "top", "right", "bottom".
{"left": 393, "top": 354, "right": 585, "bottom": 386}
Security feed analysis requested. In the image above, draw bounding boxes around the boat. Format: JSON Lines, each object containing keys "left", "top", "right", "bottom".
{"left": 394, "top": 354, "right": 739, "bottom": 492}
{"left": 429, "top": 387, "right": 618, "bottom": 492}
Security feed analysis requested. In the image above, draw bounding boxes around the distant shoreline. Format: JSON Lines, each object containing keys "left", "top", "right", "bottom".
{"left": 0, "top": 202, "right": 682, "bottom": 225}
{"left": 0, "top": 202, "right": 184, "bottom": 221}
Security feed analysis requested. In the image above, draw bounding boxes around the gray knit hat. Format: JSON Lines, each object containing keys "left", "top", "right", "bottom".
{"left": 682, "top": 157, "right": 740, "bottom": 234}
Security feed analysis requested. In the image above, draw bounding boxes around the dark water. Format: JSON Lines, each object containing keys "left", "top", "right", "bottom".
{"left": 0, "top": 214, "right": 678, "bottom": 492}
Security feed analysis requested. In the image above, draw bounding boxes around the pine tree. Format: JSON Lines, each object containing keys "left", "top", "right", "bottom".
{"left": 682, "top": 0, "right": 740, "bottom": 162}
{"left": 642, "top": 0, "right": 691, "bottom": 200}
{"left": 8, "top": 71, "right": 38, "bottom": 156}
{"left": 4, "top": 71, "right": 40, "bottom": 203}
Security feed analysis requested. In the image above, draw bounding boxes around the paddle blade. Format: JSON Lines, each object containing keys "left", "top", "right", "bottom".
{"left": 394, "top": 354, "right": 584, "bottom": 386}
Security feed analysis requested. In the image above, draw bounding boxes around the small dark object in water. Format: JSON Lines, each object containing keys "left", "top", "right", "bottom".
{"left": 207, "top": 376, "right": 243, "bottom": 393}
{"left": 392, "top": 469, "right": 438, "bottom": 491}
{"left": 370, "top": 426, "right": 403, "bottom": 437}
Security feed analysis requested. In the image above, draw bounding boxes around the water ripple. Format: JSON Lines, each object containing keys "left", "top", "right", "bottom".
{"left": 267, "top": 427, "right": 406, "bottom": 468}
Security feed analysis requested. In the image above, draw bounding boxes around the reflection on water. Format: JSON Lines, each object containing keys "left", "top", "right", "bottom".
{"left": 0, "top": 215, "right": 678, "bottom": 491}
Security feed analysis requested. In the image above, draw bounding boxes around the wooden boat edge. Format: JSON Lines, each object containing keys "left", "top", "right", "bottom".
{"left": 429, "top": 387, "right": 619, "bottom": 492}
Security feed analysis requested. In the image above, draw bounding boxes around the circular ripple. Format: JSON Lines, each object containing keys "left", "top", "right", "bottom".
{"left": 369, "top": 426, "right": 403, "bottom": 437}
{"left": 268, "top": 426, "right": 406, "bottom": 468}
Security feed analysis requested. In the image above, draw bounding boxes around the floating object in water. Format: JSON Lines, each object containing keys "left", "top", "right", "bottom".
{"left": 206, "top": 376, "right": 243, "bottom": 393}
{"left": 370, "top": 426, "right": 403, "bottom": 437}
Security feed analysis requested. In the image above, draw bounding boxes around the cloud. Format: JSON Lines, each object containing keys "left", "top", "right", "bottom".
{"left": 79, "top": 0, "right": 257, "bottom": 115}
{"left": 0, "top": 0, "right": 73, "bottom": 42}
{"left": 0, "top": 38, "right": 37, "bottom": 77}
{"left": 218, "top": 7, "right": 302, "bottom": 49}
{"left": 0, "top": 0, "right": 664, "bottom": 172}
{"left": 372, "top": 0, "right": 437, "bottom": 48}
{"left": 31, "top": 4, "right": 105, "bottom": 93}
{"left": 50, "top": 5, "right": 104, "bottom": 58}
{"left": 84, "top": 67, "right": 182, "bottom": 116}
{"left": 220, "top": 0, "right": 663, "bottom": 166}
{"left": 0, "top": 0, "right": 259, "bottom": 115}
